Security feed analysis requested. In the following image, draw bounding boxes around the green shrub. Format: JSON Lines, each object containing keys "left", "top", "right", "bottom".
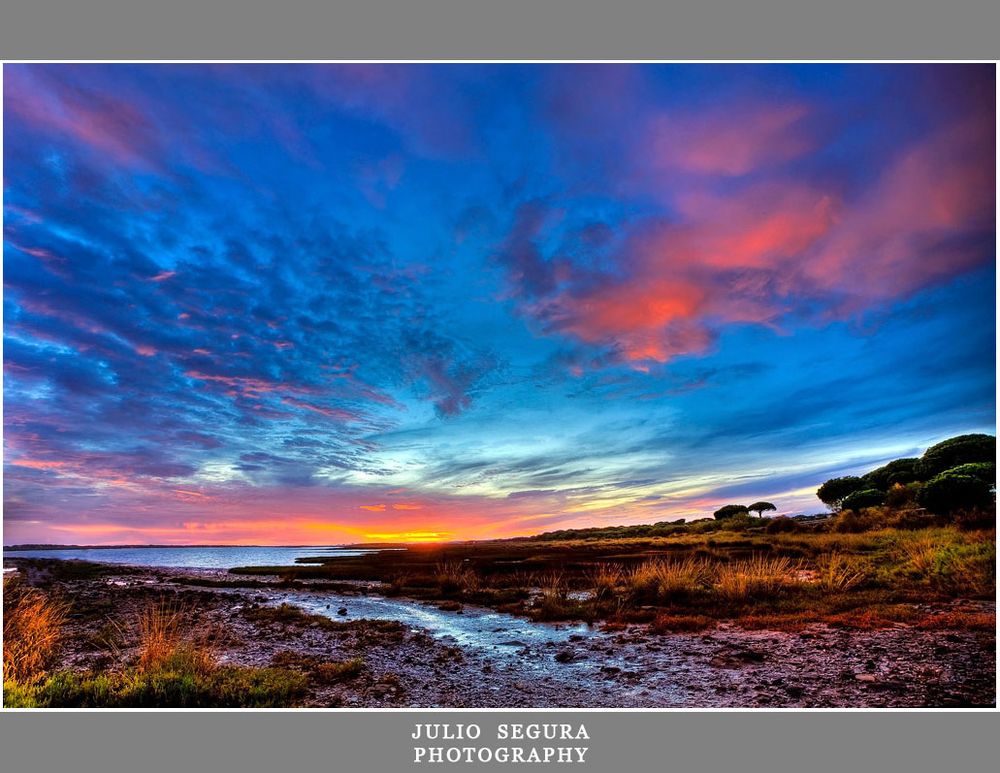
{"left": 925, "top": 541, "right": 995, "bottom": 596}
{"left": 885, "top": 482, "right": 923, "bottom": 508}
{"left": 3, "top": 680, "right": 42, "bottom": 708}
{"left": 719, "top": 512, "right": 755, "bottom": 531}
{"left": 917, "top": 473, "right": 994, "bottom": 515}
{"left": 841, "top": 489, "right": 886, "bottom": 512}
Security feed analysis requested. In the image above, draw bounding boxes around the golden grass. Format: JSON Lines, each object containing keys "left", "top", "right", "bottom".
{"left": 587, "top": 563, "right": 624, "bottom": 600}
{"left": 537, "top": 570, "right": 568, "bottom": 600}
{"left": 714, "top": 555, "right": 796, "bottom": 602}
{"left": 3, "top": 578, "right": 69, "bottom": 683}
{"left": 103, "top": 598, "right": 214, "bottom": 673}
{"left": 136, "top": 601, "right": 190, "bottom": 671}
{"left": 815, "top": 553, "right": 869, "bottom": 592}
{"left": 435, "top": 560, "right": 480, "bottom": 593}
{"left": 626, "top": 557, "right": 713, "bottom": 601}
{"left": 898, "top": 534, "right": 941, "bottom": 575}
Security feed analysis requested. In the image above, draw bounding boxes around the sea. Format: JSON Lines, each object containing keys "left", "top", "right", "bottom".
{"left": 1, "top": 545, "right": 392, "bottom": 570}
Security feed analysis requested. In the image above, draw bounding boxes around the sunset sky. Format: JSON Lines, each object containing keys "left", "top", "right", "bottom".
{"left": 3, "top": 64, "right": 995, "bottom": 545}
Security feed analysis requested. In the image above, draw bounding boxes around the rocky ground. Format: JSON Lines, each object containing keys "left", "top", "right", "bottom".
{"left": 6, "top": 560, "right": 995, "bottom": 707}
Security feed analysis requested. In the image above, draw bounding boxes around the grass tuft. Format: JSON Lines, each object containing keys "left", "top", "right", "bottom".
{"left": 3, "top": 577, "right": 69, "bottom": 683}
{"left": 714, "top": 555, "right": 795, "bottom": 602}
{"left": 626, "top": 558, "right": 713, "bottom": 603}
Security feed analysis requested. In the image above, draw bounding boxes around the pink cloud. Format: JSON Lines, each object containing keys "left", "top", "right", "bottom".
{"left": 5, "top": 66, "right": 165, "bottom": 171}
{"left": 804, "top": 118, "right": 995, "bottom": 307}
{"left": 281, "top": 396, "right": 361, "bottom": 423}
{"left": 527, "top": 99, "right": 993, "bottom": 369}
{"left": 647, "top": 102, "right": 813, "bottom": 177}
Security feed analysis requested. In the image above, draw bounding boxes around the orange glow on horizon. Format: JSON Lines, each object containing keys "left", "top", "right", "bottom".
{"left": 363, "top": 531, "right": 450, "bottom": 542}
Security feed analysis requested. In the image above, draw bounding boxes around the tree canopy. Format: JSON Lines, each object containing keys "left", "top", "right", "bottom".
{"left": 713, "top": 504, "right": 749, "bottom": 520}
{"left": 919, "top": 434, "right": 995, "bottom": 478}
{"left": 917, "top": 473, "right": 994, "bottom": 515}
{"left": 861, "top": 458, "right": 921, "bottom": 490}
{"left": 816, "top": 434, "right": 996, "bottom": 516}
{"left": 747, "top": 501, "right": 777, "bottom": 517}
{"left": 816, "top": 476, "right": 864, "bottom": 510}
{"left": 840, "top": 488, "right": 886, "bottom": 512}
{"left": 941, "top": 462, "right": 995, "bottom": 487}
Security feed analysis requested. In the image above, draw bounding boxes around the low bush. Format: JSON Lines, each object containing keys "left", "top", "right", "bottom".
{"left": 765, "top": 516, "right": 802, "bottom": 534}
{"left": 918, "top": 473, "right": 994, "bottom": 515}
{"left": 5, "top": 651, "right": 307, "bottom": 708}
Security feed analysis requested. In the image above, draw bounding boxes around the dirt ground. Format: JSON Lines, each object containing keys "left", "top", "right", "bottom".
{"left": 7, "top": 560, "right": 996, "bottom": 708}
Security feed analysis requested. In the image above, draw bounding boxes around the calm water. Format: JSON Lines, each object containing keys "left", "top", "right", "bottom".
{"left": 2, "top": 545, "right": 388, "bottom": 570}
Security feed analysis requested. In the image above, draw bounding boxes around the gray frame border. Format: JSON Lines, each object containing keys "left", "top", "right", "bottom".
{"left": 1, "top": 0, "right": 1000, "bottom": 59}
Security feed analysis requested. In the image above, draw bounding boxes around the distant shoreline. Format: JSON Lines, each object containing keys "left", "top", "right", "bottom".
{"left": 3, "top": 543, "right": 408, "bottom": 551}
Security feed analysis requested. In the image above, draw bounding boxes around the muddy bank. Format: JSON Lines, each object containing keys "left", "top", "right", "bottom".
{"left": 6, "top": 559, "right": 995, "bottom": 707}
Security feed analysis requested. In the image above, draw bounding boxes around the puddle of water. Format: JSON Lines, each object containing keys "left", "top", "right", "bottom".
{"left": 289, "top": 592, "right": 595, "bottom": 653}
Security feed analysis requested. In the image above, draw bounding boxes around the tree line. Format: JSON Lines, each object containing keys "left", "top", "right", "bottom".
{"left": 816, "top": 433, "right": 995, "bottom": 515}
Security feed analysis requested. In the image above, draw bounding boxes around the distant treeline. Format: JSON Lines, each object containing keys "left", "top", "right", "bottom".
{"left": 523, "top": 513, "right": 828, "bottom": 542}
{"left": 525, "top": 434, "right": 995, "bottom": 543}
{"left": 817, "top": 433, "right": 995, "bottom": 515}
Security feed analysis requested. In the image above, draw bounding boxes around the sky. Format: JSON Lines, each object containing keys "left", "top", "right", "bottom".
{"left": 2, "top": 64, "right": 996, "bottom": 546}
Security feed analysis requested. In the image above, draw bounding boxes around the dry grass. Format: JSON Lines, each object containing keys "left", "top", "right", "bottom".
{"left": 627, "top": 558, "right": 713, "bottom": 602}
{"left": 815, "top": 553, "right": 868, "bottom": 592}
{"left": 649, "top": 613, "right": 717, "bottom": 632}
{"left": 537, "top": 570, "right": 568, "bottom": 601}
{"left": 588, "top": 563, "right": 624, "bottom": 600}
{"left": 103, "top": 598, "right": 214, "bottom": 673}
{"left": 531, "top": 571, "right": 583, "bottom": 620}
{"left": 313, "top": 658, "right": 364, "bottom": 684}
{"left": 913, "top": 610, "right": 995, "bottom": 631}
{"left": 714, "top": 555, "right": 796, "bottom": 601}
{"left": 899, "top": 534, "right": 941, "bottom": 576}
{"left": 3, "top": 578, "right": 69, "bottom": 683}
{"left": 135, "top": 601, "right": 187, "bottom": 671}
{"left": 435, "top": 560, "right": 479, "bottom": 594}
